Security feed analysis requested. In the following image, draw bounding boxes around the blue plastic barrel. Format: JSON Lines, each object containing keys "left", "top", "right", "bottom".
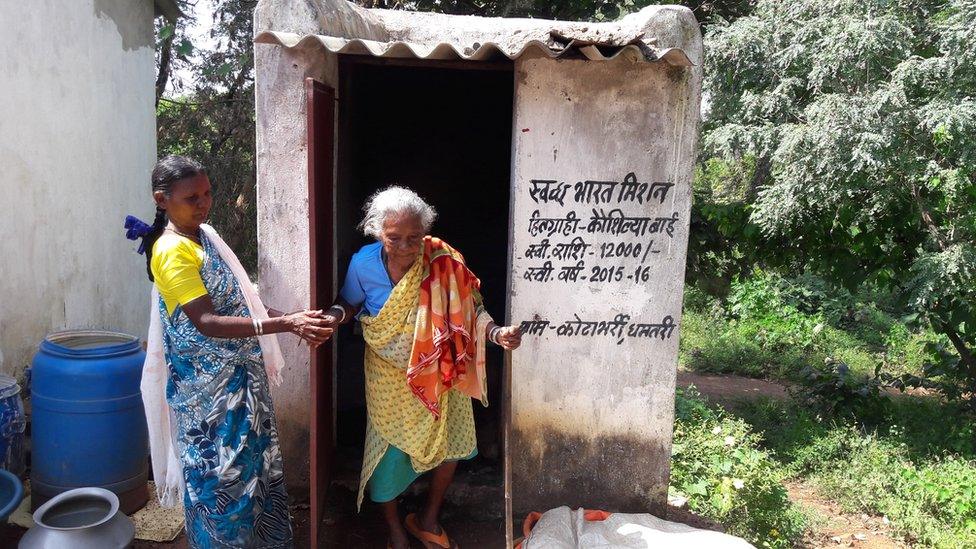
{"left": 31, "top": 330, "right": 149, "bottom": 514}
{"left": 0, "top": 374, "right": 26, "bottom": 478}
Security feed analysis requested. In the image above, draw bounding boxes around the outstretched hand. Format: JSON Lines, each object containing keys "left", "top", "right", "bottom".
{"left": 494, "top": 325, "right": 522, "bottom": 351}
{"left": 284, "top": 309, "right": 333, "bottom": 348}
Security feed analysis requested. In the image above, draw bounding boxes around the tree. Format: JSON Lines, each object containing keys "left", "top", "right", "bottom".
{"left": 704, "top": 0, "right": 976, "bottom": 399}
{"left": 156, "top": 0, "right": 258, "bottom": 271}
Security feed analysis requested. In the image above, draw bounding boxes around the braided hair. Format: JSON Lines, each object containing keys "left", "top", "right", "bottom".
{"left": 143, "top": 155, "right": 206, "bottom": 281}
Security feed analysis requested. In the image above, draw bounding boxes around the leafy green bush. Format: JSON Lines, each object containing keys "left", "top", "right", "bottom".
{"left": 815, "top": 431, "right": 976, "bottom": 548}
{"left": 670, "top": 387, "right": 807, "bottom": 547}
{"left": 679, "top": 309, "right": 798, "bottom": 378}
{"left": 728, "top": 272, "right": 825, "bottom": 351}
{"left": 681, "top": 270, "right": 934, "bottom": 381}
{"left": 682, "top": 274, "right": 858, "bottom": 380}
{"left": 907, "top": 457, "right": 976, "bottom": 537}
{"left": 882, "top": 322, "right": 938, "bottom": 378}
{"left": 888, "top": 338, "right": 976, "bottom": 406}
{"left": 682, "top": 285, "right": 720, "bottom": 314}
{"left": 791, "top": 359, "right": 891, "bottom": 424}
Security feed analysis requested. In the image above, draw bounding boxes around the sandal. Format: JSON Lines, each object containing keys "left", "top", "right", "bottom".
{"left": 405, "top": 513, "right": 458, "bottom": 549}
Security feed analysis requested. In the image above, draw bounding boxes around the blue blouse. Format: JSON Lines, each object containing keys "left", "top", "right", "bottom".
{"left": 339, "top": 242, "right": 394, "bottom": 317}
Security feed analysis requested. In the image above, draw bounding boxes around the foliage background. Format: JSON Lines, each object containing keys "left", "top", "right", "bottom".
{"left": 701, "top": 0, "right": 976, "bottom": 400}
{"left": 156, "top": 0, "right": 258, "bottom": 270}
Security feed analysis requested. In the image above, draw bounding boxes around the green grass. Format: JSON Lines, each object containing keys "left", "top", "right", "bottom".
{"left": 679, "top": 272, "right": 936, "bottom": 382}
{"left": 679, "top": 307, "right": 810, "bottom": 379}
{"left": 675, "top": 272, "right": 974, "bottom": 547}
{"left": 735, "top": 397, "right": 976, "bottom": 548}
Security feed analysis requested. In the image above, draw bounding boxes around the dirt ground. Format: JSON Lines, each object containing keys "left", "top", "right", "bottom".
{"left": 786, "top": 481, "right": 906, "bottom": 549}
{"left": 0, "top": 486, "right": 489, "bottom": 549}
{"left": 0, "top": 457, "right": 721, "bottom": 548}
{"left": 676, "top": 370, "right": 908, "bottom": 549}
{"left": 676, "top": 370, "right": 790, "bottom": 406}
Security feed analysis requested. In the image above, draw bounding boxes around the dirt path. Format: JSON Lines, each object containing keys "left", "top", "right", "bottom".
{"left": 677, "top": 370, "right": 933, "bottom": 406}
{"left": 787, "top": 481, "right": 906, "bottom": 549}
{"left": 676, "top": 370, "right": 789, "bottom": 407}
{"left": 677, "top": 370, "right": 907, "bottom": 548}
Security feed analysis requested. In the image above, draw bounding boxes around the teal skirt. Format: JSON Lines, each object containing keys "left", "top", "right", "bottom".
{"left": 367, "top": 446, "right": 478, "bottom": 503}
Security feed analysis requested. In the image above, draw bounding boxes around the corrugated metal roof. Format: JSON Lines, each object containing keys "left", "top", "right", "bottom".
{"left": 254, "top": 30, "right": 694, "bottom": 66}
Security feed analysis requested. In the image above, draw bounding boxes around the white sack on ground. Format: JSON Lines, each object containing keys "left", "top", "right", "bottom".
{"left": 522, "top": 506, "right": 756, "bottom": 549}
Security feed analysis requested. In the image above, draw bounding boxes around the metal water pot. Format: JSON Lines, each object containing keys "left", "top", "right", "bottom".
{"left": 18, "top": 487, "right": 135, "bottom": 548}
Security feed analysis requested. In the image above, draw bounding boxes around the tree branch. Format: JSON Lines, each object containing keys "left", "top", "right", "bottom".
{"left": 910, "top": 182, "right": 948, "bottom": 251}
{"left": 158, "top": 97, "right": 248, "bottom": 107}
{"left": 935, "top": 318, "right": 976, "bottom": 381}
{"left": 156, "top": 33, "right": 175, "bottom": 106}
{"left": 222, "top": 63, "right": 252, "bottom": 102}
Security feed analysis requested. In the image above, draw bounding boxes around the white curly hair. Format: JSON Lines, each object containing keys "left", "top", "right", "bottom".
{"left": 358, "top": 186, "right": 437, "bottom": 239}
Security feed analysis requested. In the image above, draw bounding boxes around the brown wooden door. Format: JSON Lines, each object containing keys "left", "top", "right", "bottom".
{"left": 306, "top": 77, "right": 336, "bottom": 548}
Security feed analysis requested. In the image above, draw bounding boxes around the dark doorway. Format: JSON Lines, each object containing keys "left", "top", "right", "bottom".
{"left": 322, "top": 58, "right": 514, "bottom": 546}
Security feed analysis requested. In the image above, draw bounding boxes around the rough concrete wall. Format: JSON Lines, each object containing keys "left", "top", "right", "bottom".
{"left": 0, "top": 0, "right": 156, "bottom": 379}
{"left": 254, "top": 0, "right": 386, "bottom": 40}
{"left": 628, "top": 5, "right": 704, "bottom": 64}
{"left": 255, "top": 34, "right": 337, "bottom": 495}
{"left": 509, "top": 8, "right": 702, "bottom": 515}
{"left": 255, "top": 0, "right": 702, "bottom": 506}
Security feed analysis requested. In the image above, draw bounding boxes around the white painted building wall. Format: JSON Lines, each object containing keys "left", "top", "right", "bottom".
{"left": 0, "top": 0, "right": 159, "bottom": 379}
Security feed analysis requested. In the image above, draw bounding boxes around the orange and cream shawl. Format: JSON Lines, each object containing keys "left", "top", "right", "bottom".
{"left": 408, "top": 236, "right": 489, "bottom": 418}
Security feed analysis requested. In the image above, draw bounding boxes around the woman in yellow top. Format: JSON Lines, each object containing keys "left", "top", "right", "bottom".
{"left": 125, "top": 155, "right": 332, "bottom": 548}
{"left": 320, "top": 186, "right": 522, "bottom": 549}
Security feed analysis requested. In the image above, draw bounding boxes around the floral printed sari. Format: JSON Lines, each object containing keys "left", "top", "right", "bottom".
{"left": 159, "top": 233, "right": 292, "bottom": 548}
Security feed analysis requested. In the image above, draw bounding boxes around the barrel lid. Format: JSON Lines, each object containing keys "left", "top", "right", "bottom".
{"left": 0, "top": 374, "right": 19, "bottom": 399}
{"left": 38, "top": 330, "right": 142, "bottom": 361}
{"left": 45, "top": 330, "right": 137, "bottom": 350}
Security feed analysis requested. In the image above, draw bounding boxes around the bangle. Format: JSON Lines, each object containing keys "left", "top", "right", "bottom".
{"left": 257, "top": 318, "right": 264, "bottom": 336}
{"left": 329, "top": 305, "right": 347, "bottom": 324}
{"left": 252, "top": 318, "right": 260, "bottom": 336}
{"left": 489, "top": 326, "right": 501, "bottom": 345}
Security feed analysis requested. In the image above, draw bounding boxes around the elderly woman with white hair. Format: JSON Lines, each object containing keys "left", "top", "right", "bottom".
{"left": 320, "top": 186, "right": 521, "bottom": 549}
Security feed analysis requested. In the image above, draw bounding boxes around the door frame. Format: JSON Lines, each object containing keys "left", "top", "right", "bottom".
{"left": 305, "top": 62, "right": 520, "bottom": 546}
{"left": 306, "top": 76, "right": 336, "bottom": 548}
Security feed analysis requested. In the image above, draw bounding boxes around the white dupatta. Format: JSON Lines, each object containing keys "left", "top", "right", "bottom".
{"left": 141, "top": 224, "right": 285, "bottom": 507}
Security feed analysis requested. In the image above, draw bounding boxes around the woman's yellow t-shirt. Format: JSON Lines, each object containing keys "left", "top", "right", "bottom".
{"left": 151, "top": 233, "right": 208, "bottom": 315}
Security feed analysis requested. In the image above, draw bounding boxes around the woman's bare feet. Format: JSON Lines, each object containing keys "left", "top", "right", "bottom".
{"left": 382, "top": 500, "right": 411, "bottom": 549}
{"left": 389, "top": 528, "right": 411, "bottom": 549}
